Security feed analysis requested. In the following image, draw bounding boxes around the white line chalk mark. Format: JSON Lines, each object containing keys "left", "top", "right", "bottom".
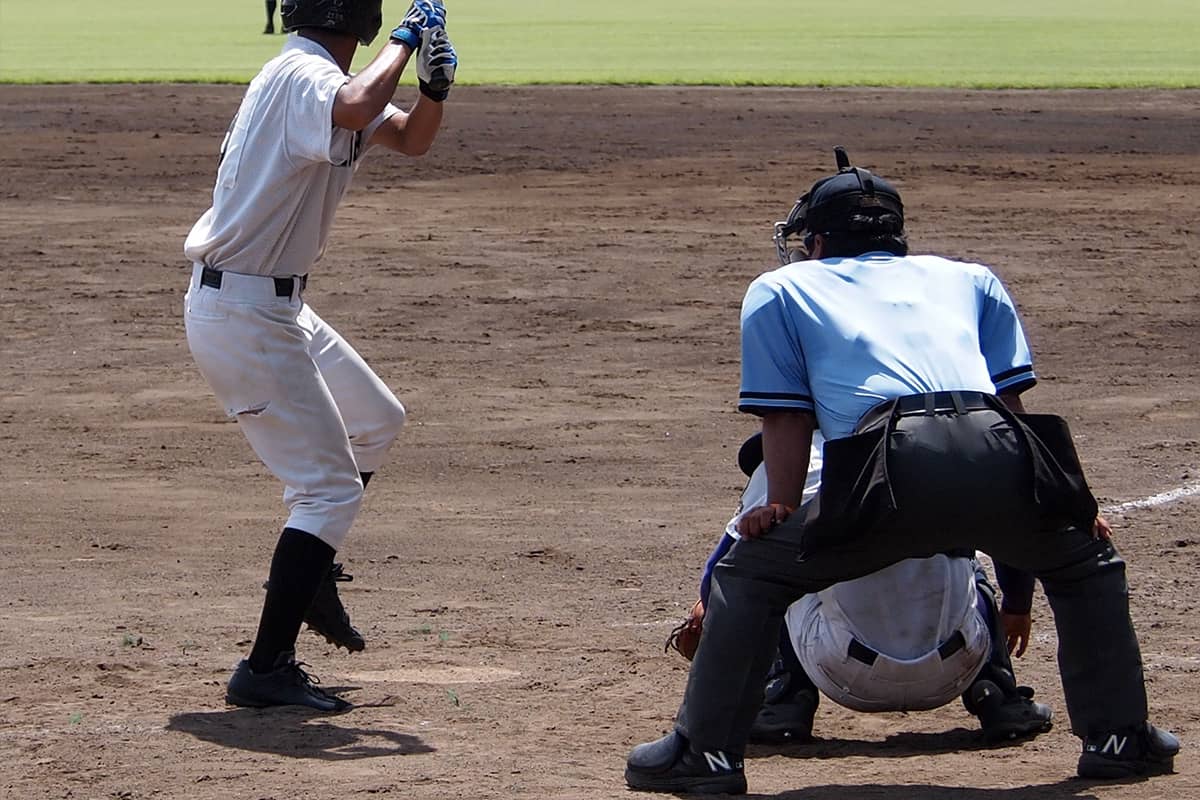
{"left": 1101, "top": 481, "right": 1200, "bottom": 515}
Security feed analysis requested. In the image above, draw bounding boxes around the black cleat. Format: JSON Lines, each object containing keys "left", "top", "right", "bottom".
{"left": 749, "top": 684, "right": 818, "bottom": 744}
{"left": 304, "top": 562, "right": 366, "bottom": 652}
{"left": 263, "top": 22, "right": 274, "bottom": 34}
{"left": 1077, "top": 722, "right": 1180, "bottom": 779}
{"left": 625, "top": 730, "right": 747, "bottom": 794}
{"left": 970, "top": 681, "right": 1053, "bottom": 744}
{"left": 226, "top": 651, "right": 351, "bottom": 712}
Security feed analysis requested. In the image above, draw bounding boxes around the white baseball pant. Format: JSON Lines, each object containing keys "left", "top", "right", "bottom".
{"left": 184, "top": 264, "right": 406, "bottom": 549}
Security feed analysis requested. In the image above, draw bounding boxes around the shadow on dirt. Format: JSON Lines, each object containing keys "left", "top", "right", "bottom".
{"left": 166, "top": 706, "right": 436, "bottom": 760}
{"left": 748, "top": 726, "right": 1014, "bottom": 760}
{"left": 756, "top": 781, "right": 1107, "bottom": 800}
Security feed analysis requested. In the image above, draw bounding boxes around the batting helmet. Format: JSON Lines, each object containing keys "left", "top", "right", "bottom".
{"left": 773, "top": 147, "right": 905, "bottom": 265}
{"left": 281, "top": 0, "right": 384, "bottom": 45}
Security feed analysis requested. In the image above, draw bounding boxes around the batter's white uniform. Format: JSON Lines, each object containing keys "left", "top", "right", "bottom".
{"left": 727, "top": 437, "right": 990, "bottom": 712}
{"left": 183, "top": 36, "right": 406, "bottom": 549}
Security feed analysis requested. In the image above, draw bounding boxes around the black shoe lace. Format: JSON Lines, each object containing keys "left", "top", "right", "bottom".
{"left": 329, "top": 563, "right": 353, "bottom": 583}
{"left": 287, "top": 660, "right": 339, "bottom": 699}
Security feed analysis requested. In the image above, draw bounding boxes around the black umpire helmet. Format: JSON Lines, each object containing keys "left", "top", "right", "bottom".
{"left": 773, "top": 147, "right": 906, "bottom": 265}
{"left": 281, "top": 0, "right": 384, "bottom": 45}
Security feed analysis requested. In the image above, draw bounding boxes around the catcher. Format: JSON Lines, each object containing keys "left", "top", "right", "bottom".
{"left": 666, "top": 431, "right": 1054, "bottom": 744}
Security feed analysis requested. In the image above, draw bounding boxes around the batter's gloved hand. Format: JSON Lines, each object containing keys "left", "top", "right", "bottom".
{"left": 664, "top": 598, "right": 705, "bottom": 661}
{"left": 390, "top": 0, "right": 446, "bottom": 50}
{"left": 417, "top": 27, "right": 457, "bottom": 101}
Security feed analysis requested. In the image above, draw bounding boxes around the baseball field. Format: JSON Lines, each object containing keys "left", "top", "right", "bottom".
{"left": 1, "top": 2, "right": 1198, "bottom": 799}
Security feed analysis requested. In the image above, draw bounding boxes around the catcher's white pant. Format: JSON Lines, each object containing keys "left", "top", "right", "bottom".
{"left": 786, "top": 554, "right": 990, "bottom": 712}
{"left": 184, "top": 264, "right": 406, "bottom": 549}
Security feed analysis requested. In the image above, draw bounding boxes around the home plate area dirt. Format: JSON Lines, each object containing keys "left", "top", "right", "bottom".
{"left": 0, "top": 85, "right": 1197, "bottom": 799}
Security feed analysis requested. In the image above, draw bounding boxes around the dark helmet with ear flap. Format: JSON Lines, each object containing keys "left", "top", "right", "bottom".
{"left": 773, "top": 147, "right": 905, "bottom": 265}
{"left": 281, "top": 0, "right": 384, "bottom": 45}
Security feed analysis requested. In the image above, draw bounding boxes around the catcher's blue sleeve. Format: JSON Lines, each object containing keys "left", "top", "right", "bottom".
{"left": 994, "top": 560, "right": 1036, "bottom": 614}
{"left": 699, "top": 533, "right": 737, "bottom": 606}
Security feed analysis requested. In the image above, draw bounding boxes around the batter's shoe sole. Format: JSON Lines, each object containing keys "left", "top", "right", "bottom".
{"left": 226, "top": 652, "right": 351, "bottom": 713}
{"left": 305, "top": 562, "right": 366, "bottom": 652}
{"left": 1077, "top": 723, "right": 1179, "bottom": 779}
{"left": 625, "top": 730, "right": 747, "bottom": 794}
{"left": 266, "top": 563, "right": 366, "bottom": 652}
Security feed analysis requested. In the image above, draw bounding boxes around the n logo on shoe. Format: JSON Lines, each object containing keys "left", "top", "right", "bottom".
{"left": 1101, "top": 734, "right": 1128, "bottom": 756}
{"left": 702, "top": 751, "right": 742, "bottom": 773}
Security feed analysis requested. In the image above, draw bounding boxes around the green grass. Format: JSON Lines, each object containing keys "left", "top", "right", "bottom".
{"left": 1, "top": 0, "right": 1197, "bottom": 86}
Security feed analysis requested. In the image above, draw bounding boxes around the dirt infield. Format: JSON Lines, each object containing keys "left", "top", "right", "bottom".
{"left": 1, "top": 84, "right": 1198, "bottom": 799}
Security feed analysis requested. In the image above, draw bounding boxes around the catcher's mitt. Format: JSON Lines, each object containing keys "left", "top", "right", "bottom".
{"left": 664, "top": 598, "right": 705, "bottom": 661}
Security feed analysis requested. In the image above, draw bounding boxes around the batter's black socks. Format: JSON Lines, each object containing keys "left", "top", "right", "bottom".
{"left": 248, "top": 527, "right": 335, "bottom": 674}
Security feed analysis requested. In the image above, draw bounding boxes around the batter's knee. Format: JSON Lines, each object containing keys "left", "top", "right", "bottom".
{"left": 284, "top": 479, "right": 365, "bottom": 551}
{"left": 383, "top": 397, "right": 407, "bottom": 439}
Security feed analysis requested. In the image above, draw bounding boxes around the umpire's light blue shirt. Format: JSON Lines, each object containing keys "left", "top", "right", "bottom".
{"left": 739, "top": 253, "right": 1035, "bottom": 441}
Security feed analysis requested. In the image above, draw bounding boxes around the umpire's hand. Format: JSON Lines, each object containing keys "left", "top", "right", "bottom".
{"left": 736, "top": 503, "right": 794, "bottom": 539}
{"left": 1002, "top": 611, "right": 1033, "bottom": 657}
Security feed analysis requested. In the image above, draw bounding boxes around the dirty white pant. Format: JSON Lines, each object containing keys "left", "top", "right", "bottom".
{"left": 184, "top": 264, "right": 406, "bottom": 548}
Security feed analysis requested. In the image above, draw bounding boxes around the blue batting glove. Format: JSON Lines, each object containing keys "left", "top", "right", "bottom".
{"left": 390, "top": 0, "right": 446, "bottom": 50}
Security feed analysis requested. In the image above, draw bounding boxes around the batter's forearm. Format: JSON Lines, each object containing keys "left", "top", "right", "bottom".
{"left": 395, "top": 95, "right": 444, "bottom": 155}
{"left": 334, "top": 42, "right": 415, "bottom": 131}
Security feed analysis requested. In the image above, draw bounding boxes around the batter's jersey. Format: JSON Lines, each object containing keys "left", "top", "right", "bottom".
{"left": 738, "top": 253, "right": 1035, "bottom": 440}
{"left": 184, "top": 36, "right": 400, "bottom": 277}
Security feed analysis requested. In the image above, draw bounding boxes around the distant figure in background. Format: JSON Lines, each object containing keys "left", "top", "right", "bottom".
{"left": 264, "top": 0, "right": 279, "bottom": 34}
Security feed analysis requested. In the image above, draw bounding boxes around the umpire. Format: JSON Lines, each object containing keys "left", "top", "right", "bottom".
{"left": 624, "top": 148, "right": 1179, "bottom": 794}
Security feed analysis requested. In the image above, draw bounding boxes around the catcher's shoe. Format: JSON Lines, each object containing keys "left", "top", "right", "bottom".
{"left": 1077, "top": 722, "right": 1180, "bottom": 779}
{"left": 305, "top": 563, "right": 366, "bottom": 653}
{"left": 226, "top": 651, "right": 351, "bottom": 712}
{"left": 970, "top": 681, "right": 1053, "bottom": 744}
{"left": 625, "top": 730, "right": 747, "bottom": 795}
{"left": 749, "top": 676, "right": 818, "bottom": 744}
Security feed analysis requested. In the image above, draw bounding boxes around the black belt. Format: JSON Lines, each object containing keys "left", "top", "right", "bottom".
{"left": 894, "top": 390, "right": 995, "bottom": 417}
{"left": 857, "top": 390, "right": 998, "bottom": 433}
{"left": 848, "top": 630, "right": 967, "bottom": 666}
{"left": 200, "top": 266, "right": 307, "bottom": 297}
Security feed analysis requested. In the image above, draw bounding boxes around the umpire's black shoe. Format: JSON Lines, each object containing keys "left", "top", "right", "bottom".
{"left": 305, "top": 563, "right": 366, "bottom": 653}
{"left": 625, "top": 730, "right": 747, "bottom": 794}
{"left": 226, "top": 651, "right": 351, "bottom": 712}
{"left": 1077, "top": 723, "right": 1180, "bottom": 779}
{"left": 970, "top": 681, "right": 1053, "bottom": 744}
{"left": 749, "top": 686, "right": 818, "bottom": 744}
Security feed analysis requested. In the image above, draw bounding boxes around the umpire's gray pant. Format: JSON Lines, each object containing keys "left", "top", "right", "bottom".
{"left": 675, "top": 408, "right": 1148, "bottom": 753}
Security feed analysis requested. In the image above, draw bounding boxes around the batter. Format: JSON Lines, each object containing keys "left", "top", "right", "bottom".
{"left": 183, "top": 0, "right": 457, "bottom": 711}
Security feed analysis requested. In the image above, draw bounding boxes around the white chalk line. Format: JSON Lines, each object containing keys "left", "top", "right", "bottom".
{"left": 1101, "top": 481, "right": 1200, "bottom": 515}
